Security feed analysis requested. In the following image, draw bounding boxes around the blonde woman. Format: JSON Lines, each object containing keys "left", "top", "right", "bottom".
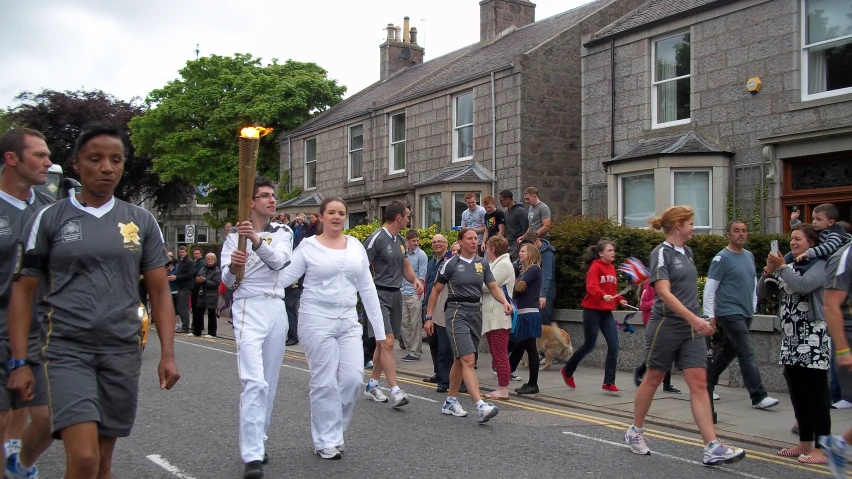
{"left": 481, "top": 236, "right": 516, "bottom": 400}
{"left": 508, "top": 243, "right": 543, "bottom": 395}
{"left": 625, "top": 206, "right": 745, "bottom": 466}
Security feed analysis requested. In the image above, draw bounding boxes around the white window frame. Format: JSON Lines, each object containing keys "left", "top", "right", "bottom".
{"left": 617, "top": 171, "right": 655, "bottom": 228}
{"left": 651, "top": 31, "right": 692, "bottom": 129}
{"left": 452, "top": 192, "right": 480, "bottom": 227}
{"left": 452, "top": 92, "right": 474, "bottom": 162}
{"left": 800, "top": 0, "right": 852, "bottom": 101}
{"left": 422, "top": 193, "right": 443, "bottom": 229}
{"left": 670, "top": 168, "right": 713, "bottom": 232}
{"left": 348, "top": 124, "right": 364, "bottom": 182}
{"left": 389, "top": 112, "right": 406, "bottom": 174}
{"left": 304, "top": 138, "right": 317, "bottom": 190}
{"left": 196, "top": 226, "right": 209, "bottom": 244}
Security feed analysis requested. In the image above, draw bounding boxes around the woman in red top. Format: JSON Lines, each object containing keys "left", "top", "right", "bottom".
{"left": 632, "top": 281, "right": 681, "bottom": 393}
{"left": 561, "top": 238, "right": 627, "bottom": 394}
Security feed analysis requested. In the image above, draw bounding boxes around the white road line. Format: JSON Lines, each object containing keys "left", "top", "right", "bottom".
{"left": 146, "top": 454, "right": 197, "bottom": 479}
{"left": 562, "top": 431, "right": 772, "bottom": 479}
{"left": 175, "top": 339, "right": 439, "bottom": 402}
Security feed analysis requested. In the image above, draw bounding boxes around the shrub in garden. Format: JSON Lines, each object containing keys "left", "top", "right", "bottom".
{"left": 343, "top": 221, "right": 458, "bottom": 259}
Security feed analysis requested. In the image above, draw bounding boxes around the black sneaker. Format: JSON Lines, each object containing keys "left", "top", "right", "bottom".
{"left": 459, "top": 384, "right": 468, "bottom": 394}
{"left": 285, "top": 338, "right": 298, "bottom": 347}
{"left": 633, "top": 367, "right": 643, "bottom": 388}
{"left": 243, "top": 461, "right": 263, "bottom": 479}
{"left": 436, "top": 385, "right": 449, "bottom": 393}
{"left": 663, "top": 384, "right": 682, "bottom": 394}
{"left": 423, "top": 375, "right": 438, "bottom": 383}
{"left": 515, "top": 383, "right": 539, "bottom": 395}
{"left": 262, "top": 452, "right": 269, "bottom": 464}
{"left": 401, "top": 354, "right": 420, "bottom": 362}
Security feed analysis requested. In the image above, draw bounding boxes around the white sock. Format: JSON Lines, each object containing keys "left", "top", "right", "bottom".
{"left": 390, "top": 386, "right": 400, "bottom": 394}
{"left": 706, "top": 439, "right": 720, "bottom": 449}
{"left": 630, "top": 425, "right": 644, "bottom": 433}
{"left": 445, "top": 396, "right": 456, "bottom": 403}
{"left": 476, "top": 399, "right": 486, "bottom": 408}
{"left": 368, "top": 379, "right": 379, "bottom": 389}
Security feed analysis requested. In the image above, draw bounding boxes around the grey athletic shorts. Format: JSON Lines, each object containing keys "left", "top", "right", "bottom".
{"left": 43, "top": 346, "right": 142, "bottom": 439}
{"left": 0, "top": 340, "right": 48, "bottom": 411}
{"left": 369, "top": 288, "right": 403, "bottom": 339}
{"left": 446, "top": 303, "right": 482, "bottom": 358}
{"left": 644, "top": 318, "right": 707, "bottom": 372}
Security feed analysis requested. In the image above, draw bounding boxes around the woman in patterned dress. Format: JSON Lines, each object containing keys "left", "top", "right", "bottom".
{"left": 758, "top": 223, "right": 830, "bottom": 464}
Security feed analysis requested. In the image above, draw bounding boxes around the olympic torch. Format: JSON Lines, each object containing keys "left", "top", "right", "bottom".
{"left": 233, "top": 126, "right": 273, "bottom": 285}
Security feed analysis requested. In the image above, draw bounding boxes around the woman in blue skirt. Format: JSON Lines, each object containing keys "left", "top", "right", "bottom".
{"left": 508, "top": 243, "right": 543, "bottom": 394}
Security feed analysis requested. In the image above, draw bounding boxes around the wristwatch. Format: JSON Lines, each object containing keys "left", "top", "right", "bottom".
{"left": 7, "top": 358, "right": 29, "bottom": 372}
{"left": 425, "top": 315, "right": 433, "bottom": 321}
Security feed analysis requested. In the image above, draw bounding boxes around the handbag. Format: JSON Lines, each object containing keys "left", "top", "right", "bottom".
{"left": 502, "top": 284, "right": 519, "bottom": 334}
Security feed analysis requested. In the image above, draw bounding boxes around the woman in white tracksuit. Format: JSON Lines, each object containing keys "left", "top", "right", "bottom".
{"left": 276, "top": 197, "right": 386, "bottom": 460}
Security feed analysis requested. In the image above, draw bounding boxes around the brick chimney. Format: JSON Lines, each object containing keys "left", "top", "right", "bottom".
{"left": 379, "top": 17, "right": 425, "bottom": 82}
{"left": 479, "top": 0, "right": 536, "bottom": 43}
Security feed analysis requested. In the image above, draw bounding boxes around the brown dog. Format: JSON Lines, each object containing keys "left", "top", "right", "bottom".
{"left": 520, "top": 324, "right": 574, "bottom": 371}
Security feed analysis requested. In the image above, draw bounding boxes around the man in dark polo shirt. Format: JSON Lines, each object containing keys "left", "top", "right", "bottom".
{"left": 498, "top": 190, "right": 528, "bottom": 261}
{"left": 362, "top": 201, "right": 422, "bottom": 409}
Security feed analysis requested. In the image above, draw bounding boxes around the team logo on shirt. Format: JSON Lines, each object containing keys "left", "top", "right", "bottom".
{"left": 673, "top": 257, "right": 683, "bottom": 269}
{"left": 0, "top": 217, "right": 10, "bottom": 236}
{"left": 475, "top": 263, "right": 483, "bottom": 275}
{"left": 119, "top": 222, "right": 141, "bottom": 245}
{"left": 400, "top": 245, "right": 405, "bottom": 255}
{"left": 60, "top": 220, "right": 82, "bottom": 243}
{"left": 263, "top": 237, "right": 272, "bottom": 245}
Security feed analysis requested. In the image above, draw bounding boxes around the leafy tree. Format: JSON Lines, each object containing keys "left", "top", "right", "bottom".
{"left": 5, "top": 89, "right": 193, "bottom": 212}
{"left": 130, "top": 54, "right": 346, "bottom": 226}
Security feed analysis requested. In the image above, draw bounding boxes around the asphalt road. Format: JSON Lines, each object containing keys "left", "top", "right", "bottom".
{"left": 30, "top": 334, "right": 833, "bottom": 479}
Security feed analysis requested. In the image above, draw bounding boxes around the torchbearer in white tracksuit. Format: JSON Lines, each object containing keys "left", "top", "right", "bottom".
{"left": 220, "top": 177, "right": 293, "bottom": 479}
{"left": 275, "top": 197, "right": 387, "bottom": 460}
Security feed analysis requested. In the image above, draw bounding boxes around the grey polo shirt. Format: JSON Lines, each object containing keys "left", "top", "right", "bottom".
{"left": 20, "top": 196, "right": 168, "bottom": 353}
{"left": 527, "top": 202, "right": 551, "bottom": 239}
{"left": 364, "top": 227, "right": 405, "bottom": 289}
{"left": 0, "top": 189, "right": 54, "bottom": 357}
{"left": 649, "top": 242, "right": 701, "bottom": 323}
{"left": 438, "top": 255, "right": 495, "bottom": 300}
{"left": 706, "top": 248, "right": 757, "bottom": 317}
{"left": 826, "top": 244, "right": 852, "bottom": 332}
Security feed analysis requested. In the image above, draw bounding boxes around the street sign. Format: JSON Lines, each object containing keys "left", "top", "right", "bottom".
{"left": 185, "top": 225, "right": 196, "bottom": 243}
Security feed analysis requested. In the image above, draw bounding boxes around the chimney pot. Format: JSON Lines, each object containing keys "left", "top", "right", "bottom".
{"left": 403, "top": 17, "right": 411, "bottom": 43}
{"left": 394, "top": 26, "right": 401, "bottom": 42}
{"left": 409, "top": 27, "right": 418, "bottom": 44}
{"left": 386, "top": 23, "right": 396, "bottom": 41}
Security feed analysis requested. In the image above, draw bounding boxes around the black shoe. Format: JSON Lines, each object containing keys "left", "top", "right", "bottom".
{"left": 285, "top": 338, "right": 298, "bottom": 347}
{"left": 423, "top": 375, "right": 437, "bottom": 384}
{"left": 262, "top": 452, "right": 269, "bottom": 464}
{"left": 459, "top": 384, "right": 468, "bottom": 394}
{"left": 243, "top": 461, "right": 263, "bottom": 479}
{"left": 663, "top": 384, "right": 682, "bottom": 394}
{"left": 633, "top": 367, "right": 643, "bottom": 388}
{"left": 515, "top": 383, "right": 539, "bottom": 395}
{"left": 436, "top": 385, "right": 448, "bottom": 393}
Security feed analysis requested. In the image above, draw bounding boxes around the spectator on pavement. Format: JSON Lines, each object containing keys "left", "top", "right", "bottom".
{"left": 481, "top": 236, "right": 515, "bottom": 400}
{"left": 460, "top": 192, "right": 486, "bottom": 255}
{"left": 758, "top": 223, "right": 829, "bottom": 464}
{"left": 174, "top": 245, "right": 195, "bottom": 334}
{"left": 305, "top": 213, "right": 320, "bottom": 238}
{"left": 423, "top": 234, "right": 452, "bottom": 391}
{"left": 499, "top": 189, "right": 528, "bottom": 261}
{"left": 285, "top": 272, "right": 304, "bottom": 347}
{"left": 705, "top": 221, "right": 779, "bottom": 409}
{"left": 190, "top": 246, "right": 206, "bottom": 337}
{"left": 401, "top": 229, "right": 428, "bottom": 362}
{"left": 193, "top": 253, "right": 221, "bottom": 338}
{"left": 291, "top": 214, "right": 307, "bottom": 248}
{"left": 522, "top": 231, "right": 556, "bottom": 327}
{"left": 523, "top": 187, "right": 551, "bottom": 241}
{"left": 481, "top": 195, "right": 506, "bottom": 255}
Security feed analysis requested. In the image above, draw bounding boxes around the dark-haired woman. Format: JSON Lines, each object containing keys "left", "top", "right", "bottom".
{"left": 8, "top": 122, "right": 180, "bottom": 478}
{"left": 759, "top": 224, "right": 830, "bottom": 464}
{"left": 275, "top": 197, "right": 387, "bottom": 460}
{"left": 561, "top": 238, "right": 626, "bottom": 394}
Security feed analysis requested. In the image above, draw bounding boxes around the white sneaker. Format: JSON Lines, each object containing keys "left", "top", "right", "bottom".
{"left": 510, "top": 372, "right": 522, "bottom": 381}
{"left": 833, "top": 400, "right": 852, "bottom": 409}
{"left": 315, "top": 447, "right": 342, "bottom": 460}
{"left": 4, "top": 439, "right": 21, "bottom": 456}
{"left": 625, "top": 427, "right": 651, "bottom": 455}
{"left": 712, "top": 392, "right": 721, "bottom": 401}
{"left": 477, "top": 402, "right": 498, "bottom": 424}
{"left": 203, "top": 334, "right": 215, "bottom": 339}
{"left": 390, "top": 390, "right": 409, "bottom": 408}
{"left": 703, "top": 440, "right": 745, "bottom": 466}
{"left": 753, "top": 396, "right": 779, "bottom": 409}
{"left": 364, "top": 384, "right": 388, "bottom": 402}
{"left": 441, "top": 399, "right": 468, "bottom": 417}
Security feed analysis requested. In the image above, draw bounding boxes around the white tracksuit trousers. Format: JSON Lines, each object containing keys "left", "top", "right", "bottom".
{"left": 233, "top": 296, "right": 288, "bottom": 463}
{"left": 299, "top": 313, "right": 364, "bottom": 451}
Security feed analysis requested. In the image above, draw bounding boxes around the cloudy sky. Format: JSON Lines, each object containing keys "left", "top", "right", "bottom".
{"left": 0, "top": 0, "right": 595, "bottom": 109}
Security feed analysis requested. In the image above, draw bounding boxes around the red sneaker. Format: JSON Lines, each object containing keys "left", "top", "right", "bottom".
{"left": 602, "top": 384, "right": 622, "bottom": 395}
{"left": 561, "top": 368, "right": 575, "bottom": 389}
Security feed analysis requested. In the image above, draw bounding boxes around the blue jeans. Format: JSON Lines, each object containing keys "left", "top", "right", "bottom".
{"left": 562, "top": 309, "right": 619, "bottom": 385}
{"left": 540, "top": 297, "right": 555, "bottom": 326}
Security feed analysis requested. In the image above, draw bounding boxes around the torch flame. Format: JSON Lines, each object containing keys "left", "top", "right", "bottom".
{"left": 240, "top": 126, "right": 273, "bottom": 139}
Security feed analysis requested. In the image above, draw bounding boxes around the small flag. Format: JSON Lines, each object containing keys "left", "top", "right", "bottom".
{"left": 618, "top": 257, "right": 650, "bottom": 285}
{"left": 618, "top": 312, "right": 637, "bottom": 334}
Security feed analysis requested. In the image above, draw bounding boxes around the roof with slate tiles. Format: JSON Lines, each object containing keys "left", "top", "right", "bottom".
{"left": 412, "top": 163, "right": 493, "bottom": 187}
{"left": 588, "top": 0, "right": 728, "bottom": 45}
{"left": 278, "top": 192, "right": 323, "bottom": 208}
{"left": 603, "top": 130, "right": 732, "bottom": 164}
{"left": 288, "top": 0, "right": 610, "bottom": 136}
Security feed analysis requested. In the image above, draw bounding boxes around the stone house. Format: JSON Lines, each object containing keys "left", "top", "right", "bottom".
{"left": 581, "top": 0, "right": 852, "bottom": 234}
{"left": 279, "top": 0, "right": 648, "bottom": 229}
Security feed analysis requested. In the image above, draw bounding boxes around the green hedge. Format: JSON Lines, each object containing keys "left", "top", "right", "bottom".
{"left": 344, "top": 222, "right": 458, "bottom": 258}
{"left": 550, "top": 216, "right": 789, "bottom": 311}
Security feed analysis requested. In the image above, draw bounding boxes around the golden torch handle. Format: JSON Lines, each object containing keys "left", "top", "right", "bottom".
{"left": 233, "top": 136, "right": 260, "bottom": 285}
